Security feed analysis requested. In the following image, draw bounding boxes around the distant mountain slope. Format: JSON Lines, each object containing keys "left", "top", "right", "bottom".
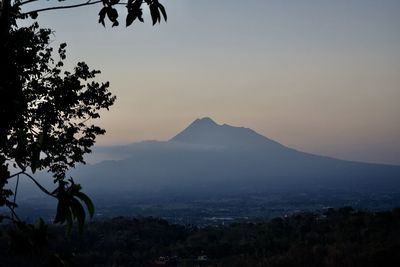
{"left": 73, "top": 118, "right": 400, "bottom": 196}
{"left": 170, "top": 117, "right": 288, "bottom": 150}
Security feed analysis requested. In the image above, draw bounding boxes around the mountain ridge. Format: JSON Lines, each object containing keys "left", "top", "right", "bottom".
{"left": 170, "top": 117, "right": 288, "bottom": 151}
{"left": 69, "top": 118, "right": 400, "bottom": 196}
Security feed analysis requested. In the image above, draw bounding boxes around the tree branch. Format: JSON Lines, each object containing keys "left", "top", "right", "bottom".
{"left": 13, "top": 173, "right": 19, "bottom": 206}
{"left": 21, "top": 172, "right": 56, "bottom": 198}
{"left": 9, "top": 207, "right": 22, "bottom": 222}
{"left": 17, "top": 0, "right": 39, "bottom": 6}
{"left": 22, "top": 0, "right": 103, "bottom": 15}
{"left": 7, "top": 171, "right": 24, "bottom": 180}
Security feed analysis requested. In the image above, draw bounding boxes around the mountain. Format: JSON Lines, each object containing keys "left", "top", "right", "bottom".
{"left": 70, "top": 117, "right": 400, "bottom": 197}
{"left": 171, "top": 117, "right": 281, "bottom": 147}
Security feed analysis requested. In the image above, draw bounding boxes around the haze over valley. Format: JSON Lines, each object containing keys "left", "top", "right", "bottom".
{"left": 14, "top": 118, "right": 400, "bottom": 225}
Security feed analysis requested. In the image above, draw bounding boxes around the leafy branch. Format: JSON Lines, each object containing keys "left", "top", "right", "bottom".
{"left": 10, "top": 0, "right": 167, "bottom": 27}
{"left": 1, "top": 21, "right": 111, "bottom": 232}
{"left": 7, "top": 170, "right": 95, "bottom": 233}
{"left": 21, "top": 0, "right": 103, "bottom": 17}
{"left": 0, "top": 0, "right": 168, "bottom": 258}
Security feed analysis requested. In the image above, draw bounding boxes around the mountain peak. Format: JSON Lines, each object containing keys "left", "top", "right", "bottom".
{"left": 170, "top": 117, "right": 286, "bottom": 150}
{"left": 169, "top": 117, "right": 220, "bottom": 143}
{"left": 192, "top": 117, "right": 218, "bottom": 127}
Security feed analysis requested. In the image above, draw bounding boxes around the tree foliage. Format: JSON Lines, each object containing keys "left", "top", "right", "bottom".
{"left": 0, "top": 0, "right": 166, "bottom": 240}
{"left": 0, "top": 19, "right": 115, "bottom": 229}
{"left": 2, "top": 208, "right": 400, "bottom": 266}
{"left": 2, "top": 0, "right": 167, "bottom": 27}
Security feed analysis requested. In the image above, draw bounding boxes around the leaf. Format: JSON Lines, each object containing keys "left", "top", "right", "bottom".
{"left": 112, "top": 20, "right": 119, "bottom": 27}
{"left": 30, "top": 147, "right": 40, "bottom": 174}
{"left": 71, "top": 198, "right": 86, "bottom": 233}
{"left": 75, "top": 192, "right": 95, "bottom": 218}
{"left": 65, "top": 209, "right": 73, "bottom": 235}
{"left": 126, "top": 12, "right": 136, "bottom": 27}
{"left": 29, "top": 12, "right": 38, "bottom": 20}
{"left": 31, "top": 132, "right": 44, "bottom": 173}
{"left": 158, "top": 3, "right": 167, "bottom": 22}
{"left": 54, "top": 200, "right": 68, "bottom": 224}
{"left": 107, "top": 8, "right": 119, "bottom": 22}
{"left": 30, "top": 149, "right": 40, "bottom": 173}
{"left": 98, "top": 7, "right": 107, "bottom": 27}
{"left": 149, "top": 4, "right": 160, "bottom": 25}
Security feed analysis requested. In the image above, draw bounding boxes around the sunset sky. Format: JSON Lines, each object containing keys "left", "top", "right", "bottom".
{"left": 28, "top": 0, "right": 400, "bottom": 165}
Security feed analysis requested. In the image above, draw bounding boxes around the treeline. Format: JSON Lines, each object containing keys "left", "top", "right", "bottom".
{"left": 1, "top": 207, "right": 400, "bottom": 266}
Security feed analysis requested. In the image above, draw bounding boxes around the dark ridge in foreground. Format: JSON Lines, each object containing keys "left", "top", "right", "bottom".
{"left": 2, "top": 207, "right": 400, "bottom": 266}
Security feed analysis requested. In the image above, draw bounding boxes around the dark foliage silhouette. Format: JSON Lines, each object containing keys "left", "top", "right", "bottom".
{"left": 0, "top": 0, "right": 166, "bottom": 262}
{"left": 0, "top": 17, "right": 115, "bottom": 226}
{"left": 1, "top": 208, "right": 399, "bottom": 266}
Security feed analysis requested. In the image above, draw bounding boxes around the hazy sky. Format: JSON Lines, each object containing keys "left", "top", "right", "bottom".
{"left": 28, "top": 0, "right": 400, "bottom": 165}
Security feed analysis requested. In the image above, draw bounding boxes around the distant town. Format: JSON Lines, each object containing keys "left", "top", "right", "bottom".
{"left": 13, "top": 189, "right": 400, "bottom": 226}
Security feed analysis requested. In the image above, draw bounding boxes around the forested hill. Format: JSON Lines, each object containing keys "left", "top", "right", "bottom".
{"left": 2, "top": 207, "right": 400, "bottom": 266}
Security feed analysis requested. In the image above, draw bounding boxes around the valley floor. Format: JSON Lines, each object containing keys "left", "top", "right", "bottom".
{"left": 1, "top": 207, "right": 400, "bottom": 266}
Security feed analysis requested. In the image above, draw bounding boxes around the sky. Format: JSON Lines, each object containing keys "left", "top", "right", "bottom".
{"left": 24, "top": 0, "right": 400, "bottom": 165}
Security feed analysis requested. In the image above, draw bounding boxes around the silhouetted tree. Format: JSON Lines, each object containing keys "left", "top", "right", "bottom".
{"left": 1, "top": 0, "right": 167, "bottom": 27}
{"left": 0, "top": 0, "right": 167, "bottom": 238}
